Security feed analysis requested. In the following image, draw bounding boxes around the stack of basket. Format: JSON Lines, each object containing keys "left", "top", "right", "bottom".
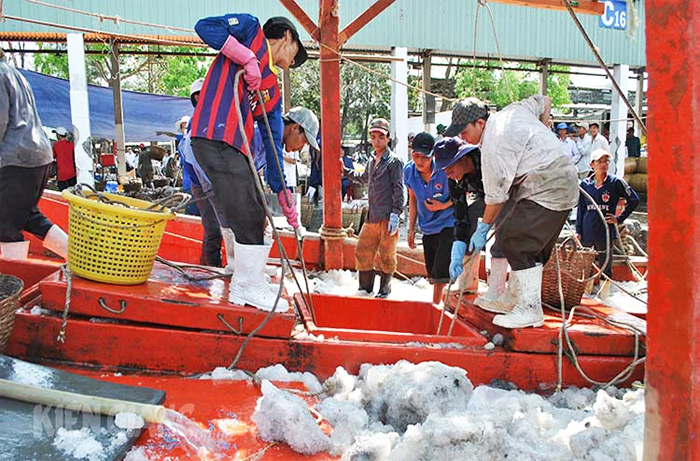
{"left": 623, "top": 156, "right": 648, "bottom": 195}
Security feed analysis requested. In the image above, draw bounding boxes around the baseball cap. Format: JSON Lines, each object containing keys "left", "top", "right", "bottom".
{"left": 263, "top": 17, "right": 308, "bottom": 68}
{"left": 53, "top": 126, "right": 68, "bottom": 137}
{"left": 190, "top": 78, "right": 204, "bottom": 96}
{"left": 411, "top": 132, "right": 435, "bottom": 156}
{"left": 436, "top": 123, "right": 447, "bottom": 135}
{"left": 369, "top": 118, "right": 390, "bottom": 135}
{"left": 284, "top": 106, "right": 319, "bottom": 150}
{"left": 556, "top": 122, "right": 569, "bottom": 131}
{"left": 591, "top": 149, "right": 612, "bottom": 162}
{"left": 444, "top": 98, "right": 489, "bottom": 137}
{"left": 433, "top": 137, "right": 479, "bottom": 171}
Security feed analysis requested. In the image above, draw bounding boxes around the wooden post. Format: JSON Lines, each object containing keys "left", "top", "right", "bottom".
{"left": 539, "top": 58, "right": 550, "bottom": 96}
{"left": 108, "top": 39, "right": 127, "bottom": 182}
{"left": 282, "top": 68, "right": 292, "bottom": 114}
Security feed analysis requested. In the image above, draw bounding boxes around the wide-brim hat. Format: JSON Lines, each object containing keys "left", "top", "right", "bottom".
{"left": 433, "top": 137, "right": 479, "bottom": 171}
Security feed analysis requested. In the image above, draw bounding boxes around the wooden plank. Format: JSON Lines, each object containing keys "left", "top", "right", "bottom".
{"left": 489, "top": 0, "right": 604, "bottom": 15}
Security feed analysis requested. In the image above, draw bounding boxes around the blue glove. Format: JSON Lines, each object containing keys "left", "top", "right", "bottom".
{"left": 468, "top": 219, "right": 492, "bottom": 254}
{"left": 388, "top": 213, "right": 399, "bottom": 236}
{"left": 450, "top": 240, "right": 468, "bottom": 281}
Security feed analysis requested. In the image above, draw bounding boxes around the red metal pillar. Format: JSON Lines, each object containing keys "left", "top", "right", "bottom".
{"left": 318, "top": 0, "right": 344, "bottom": 270}
{"left": 645, "top": 2, "right": 700, "bottom": 460}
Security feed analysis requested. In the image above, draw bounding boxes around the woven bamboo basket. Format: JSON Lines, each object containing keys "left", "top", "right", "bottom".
{"left": 0, "top": 275, "right": 24, "bottom": 353}
{"left": 300, "top": 196, "right": 314, "bottom": 228}
{"left": 542, "top": 240, "right": 598, "bottom": 309}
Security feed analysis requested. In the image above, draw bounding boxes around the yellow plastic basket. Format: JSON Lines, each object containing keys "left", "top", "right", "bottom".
{"left": 62, "top": 189, "right": 176, "bottom": 285}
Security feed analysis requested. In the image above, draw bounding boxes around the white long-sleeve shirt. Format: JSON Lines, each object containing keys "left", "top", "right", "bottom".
{"left": 481, "top": 95, "right": 579, "bottom": 211}
{"left": 590, "top": 133, "right": 610, "bottom": 153}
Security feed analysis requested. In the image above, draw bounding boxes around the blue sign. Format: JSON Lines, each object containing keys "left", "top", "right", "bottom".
{"left": 599, "top": 0, "right": 627, "bottom": 30}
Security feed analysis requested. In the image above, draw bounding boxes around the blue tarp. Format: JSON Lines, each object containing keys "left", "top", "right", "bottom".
{"left": 19, "top": 69, "right": 193, "bottom": 142}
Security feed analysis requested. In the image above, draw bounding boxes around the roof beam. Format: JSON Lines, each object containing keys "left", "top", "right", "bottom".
{"left": 489, "top": 0, "right": 604, "bottom": 15}
{"left": 279, "top": 0, "right": 320, "bottom": 42}
{"left": 339, "top": 0, "right": 395, "bottom": 47}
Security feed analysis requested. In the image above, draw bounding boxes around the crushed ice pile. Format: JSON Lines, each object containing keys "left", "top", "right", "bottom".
{"left": 290, "top": 269, "right": 434, "bottom": 303}
{"left": 598, "top": 280, "right": 647, "bottom": 315}
{"left": 251, "top": 360, "right": 644, "bottom": 461}
{"left": 53, "top": 427, "right": 129, "bottom": 461}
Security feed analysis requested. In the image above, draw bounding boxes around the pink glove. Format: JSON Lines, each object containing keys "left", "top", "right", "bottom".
{"left": 277, "top": 189, "right": 299, "bottom": 229}
{"left": 221, "top": 35, "right": 261, "bottom": 91}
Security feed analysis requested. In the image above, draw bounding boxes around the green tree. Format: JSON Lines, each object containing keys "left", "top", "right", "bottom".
{"left": 454, "top": 61, "right": 571, "bottom": 110}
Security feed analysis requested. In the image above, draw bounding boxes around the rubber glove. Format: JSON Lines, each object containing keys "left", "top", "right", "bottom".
{"left": 387, "top": 213, "right": 399, "bottom": 236}
{"left": 468, "top": 218, "right": 492, "bottom": 254}
{"left": 450, "top": 240, "right": 467, "bottom": 281}
{"left": 278, "top": 189, "right": 299, "bottom": 229}
{"left": 221, "top": 35, "right": 261, "bottom": 90}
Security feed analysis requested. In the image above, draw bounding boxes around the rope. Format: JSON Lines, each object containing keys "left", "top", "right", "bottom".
{"left": 56, "top": 264, "right": 72, "bottom": 343}
{"left": 24, "top": 0, "right": 196, "bottom": 34}
{"left": 481, "top": 0, "right": 515, "bottom": 103}
{"left": 238, "top": 442, "right": 278, "bottom": 461}
{"left": 255, "top": 90, "right": 317, "bottom": 325}
{"left": 155, "top": 257, "right": 229, "bottom": 282}
{"left": 316, "top": 41, "right": 459, "bottom": 103}
{"left": 318, "top": 224, "right": 349, "bottom": 241}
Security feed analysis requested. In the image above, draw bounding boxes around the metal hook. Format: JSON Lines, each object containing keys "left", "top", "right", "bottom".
{"left": 217, "top": 314, "right": 244, "bottom": 335}
{"left": 98, "top": 297, "right": 127, "bottom": 314}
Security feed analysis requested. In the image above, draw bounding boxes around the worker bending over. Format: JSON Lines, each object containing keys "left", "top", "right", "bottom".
{"left": 443, "top": 96, "right": 578, "bottom": 328}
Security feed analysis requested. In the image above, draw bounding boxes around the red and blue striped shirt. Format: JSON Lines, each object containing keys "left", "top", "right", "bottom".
{"left": 191, "top": 13, "right": 287, "bottom": 192}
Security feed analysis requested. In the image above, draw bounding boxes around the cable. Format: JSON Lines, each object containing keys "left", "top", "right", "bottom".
{"left": 23, "top": 0, "right": 197, "bottom": 34}
{"left": 561, "top": 0, "right": 647, "bottom": 134}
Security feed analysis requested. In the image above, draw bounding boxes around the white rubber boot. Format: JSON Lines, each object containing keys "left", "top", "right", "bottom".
{"left": 221, "top": 227, "right": 236, "bottom": 274}
{"left": 43, "top": 225, "right": 68, "bottom": 260}
{"left": 228, "top": 241, "right": 289, "bottom": 313}
{"left": 1, "top": 241, "right": 30, "bottom": 260}
{"left": 492, "top": 265, "right": 544, "bottom": 329}
{"left": 474, "top": 258, "right": 510, "bottom": 313}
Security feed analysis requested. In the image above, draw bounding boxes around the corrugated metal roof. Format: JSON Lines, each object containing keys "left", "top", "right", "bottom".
{"left": 0, "top": 0, "right": 646, "bottom": 66}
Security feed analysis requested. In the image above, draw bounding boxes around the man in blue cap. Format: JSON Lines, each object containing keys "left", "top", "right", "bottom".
{"left": 432, "top": 137, "right": 486, "bottom": 297}
{"left": 404, "top": 132, "right": 455, "bottom": 304}
{"left": 443, "top": 95, "right": 578, "bottom": 329}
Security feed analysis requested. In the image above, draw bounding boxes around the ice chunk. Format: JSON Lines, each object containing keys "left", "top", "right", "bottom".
{"left": 341, "top": 432, "right": 398, "bottom": 461}
{"left": 124, "top": 446, "right": 150, "bottom": 461}
{"left": 198, "top": 367, "right": 251, "bottom": 381}
{"left": 114, "top": 412, "right": 145, "bottom": 430}
{"left": 255, "top": 364, "right": 323, "bottom": 394}
{"left": 593, "top": 389, "right": 631, "bottom": 430}
{"left": 317, "top": 398, "right": 369, "bottom": 455}
{"left": 53, "top": 427, "right": 105, "bottom": 461}
{"left": 251, "top": 380, "right": 330, "bottom": 455}
{"left": 363, "top": 361, "right": 473, "bottom": 433}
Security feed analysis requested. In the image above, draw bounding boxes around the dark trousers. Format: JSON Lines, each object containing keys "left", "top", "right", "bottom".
{"left": 191, "top": 184, "right": 223, "bottom": 267}
{"left": 500, "top": 199, "right": 570, "bottom": 271}
{"left": 191, "top": 138, "right": 265, "bottom": 245}
{"left": 582, "top": 240, "right": 613, "bottom": 279}
{"left": 0, "top": 164, "right": 54, "bottom": 242}
{"left": 57, "top": 176, "right": 77, "bottom": 191}
{"left": 422, "top": 226, "right": 454, "bottom": 284}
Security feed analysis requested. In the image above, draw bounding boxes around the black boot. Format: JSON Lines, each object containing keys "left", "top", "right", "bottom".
{"left": 375, "top": 272, "right": 393, "bottom": 298}
{"left": 358, "top": 270, "right": 376, "bottom": 293}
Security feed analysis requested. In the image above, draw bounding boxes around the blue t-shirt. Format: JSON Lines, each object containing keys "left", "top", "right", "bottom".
{"left": 403, "top": 161, "right": 455, "bottom": 235}
{"left": 576, "top": 174, "right": 640, "bottom": 243}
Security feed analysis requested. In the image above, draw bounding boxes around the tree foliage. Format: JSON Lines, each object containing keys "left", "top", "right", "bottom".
{"left": 30, "top": 43, "right": 210, "bottom": 96}
{"left": 455, "top": 61, "right": 571, "bottom": 110}
{"left": 289, "top": 59, "right": 391, "bottom": 141}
